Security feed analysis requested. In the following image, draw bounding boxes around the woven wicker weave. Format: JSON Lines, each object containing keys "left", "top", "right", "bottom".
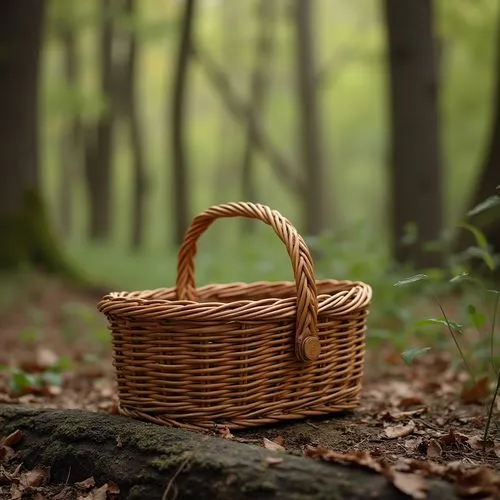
{"left": 98, "top": 202, "right": 372, "bottom": 430}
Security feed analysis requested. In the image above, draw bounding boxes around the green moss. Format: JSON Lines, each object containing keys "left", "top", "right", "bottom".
{"left": 242, "top": 479, "right": 277, "bottom": 493}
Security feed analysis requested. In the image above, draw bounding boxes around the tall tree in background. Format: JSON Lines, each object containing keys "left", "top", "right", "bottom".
{"left": 119, "top": 0, "right": 147, "bottom": 250}
{"left": 462, "top": 6, "right": 500, "bottom": 259}
{"left": 240, "top": 0, "right": 277, "bottom": 233}
{"left": 0, "top": 0, "right": 76, "bottom": 276}
{"left": 84, "top": 0, "right": 116, "bottom": 242}
{"left": 294, "top": 0, "right": 327, "bottom": 237}
{"left": 170, "top": 0, "right": 195, "bottom": 247}
{"left": 56, "top": 3, "right": 82, "bottom": 238}
{"left": 384, "top": 0, "right": 443, "bottom": 268}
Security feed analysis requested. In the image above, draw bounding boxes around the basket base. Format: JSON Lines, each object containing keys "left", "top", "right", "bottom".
{"left": 118, "top": 400, "right": 361, "bottom": 431}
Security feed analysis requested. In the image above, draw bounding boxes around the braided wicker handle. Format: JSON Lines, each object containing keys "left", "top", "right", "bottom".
{"left": 176, "top": 202, "right": 321, "bottom": 362}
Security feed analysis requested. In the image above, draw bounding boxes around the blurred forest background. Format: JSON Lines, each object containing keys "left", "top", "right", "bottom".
{"left": 1, "top": 0, "right": 499, "bottom": 294}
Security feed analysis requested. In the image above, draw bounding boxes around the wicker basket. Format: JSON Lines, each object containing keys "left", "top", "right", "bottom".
{"left": 98, "top": 202, "right": 372, "bottom": 430}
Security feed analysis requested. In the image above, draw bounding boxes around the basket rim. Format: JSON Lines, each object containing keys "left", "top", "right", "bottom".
{"left": 97, "top": 279, "right": 372, "bottom": 321}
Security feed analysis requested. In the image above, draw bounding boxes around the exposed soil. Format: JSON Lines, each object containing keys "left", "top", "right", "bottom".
{"left": 0, "top": 273, "right": 499, "bottom": 499}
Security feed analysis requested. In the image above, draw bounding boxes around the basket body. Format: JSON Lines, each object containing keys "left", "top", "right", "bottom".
{"left": 100, "top": 280, "right": 369, "bottom": 430}
{"left": 98, "top": 202, "right": 372, "bottom": 430}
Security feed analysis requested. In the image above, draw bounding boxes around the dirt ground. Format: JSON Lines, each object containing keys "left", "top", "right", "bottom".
{"left": 0, "top": 274, "right": 499, "bottom": 499}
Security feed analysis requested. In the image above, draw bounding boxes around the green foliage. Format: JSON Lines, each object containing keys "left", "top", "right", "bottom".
{"left": 400, "top": 347, "right": 432, "bottom": 365}
{"left": 2, "top": 355, "right": 71, "bottom": 396}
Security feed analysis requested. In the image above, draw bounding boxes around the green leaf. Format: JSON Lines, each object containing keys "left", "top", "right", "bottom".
{"left": 9, "top": 371, "right": 41, "bottom": 394}
{"left": 41, "top": 371, "right": 63, "bottom": 387}
{"left": 394, "top": 274, "right": 428, "bottom": 287}
{"left": 415, "top": 318, "right": 464, "bottom": 333}
{"left": 459, "top": 223, "right": 495, "bottom": 270}
{"left": 467, "top": 195, "right": 500, "bottom": 217}
{"left": 49, "top": 356, "right": 72, "bottom": 372}
{"left": 460, "top": 223, "right": 489, "bottom": 249}
{"left": 450, "top": 272, "right": 471, "bottom": 284}
{"left": 401, "top": 347, "right": 432, "bottom": 365}
{"left": 467, "top": 304, "right": 486, "bottom": 329}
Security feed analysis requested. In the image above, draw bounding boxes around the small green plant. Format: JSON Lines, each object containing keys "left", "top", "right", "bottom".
{"left": 394, "top": 193, "right": 500, "bottom": 448}
{"left": 1, "top": 355, "right": 71, "bottom": 396}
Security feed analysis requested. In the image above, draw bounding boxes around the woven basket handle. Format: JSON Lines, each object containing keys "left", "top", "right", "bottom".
{"left": 176, "top": 202, "right": 321, "bottom": 362}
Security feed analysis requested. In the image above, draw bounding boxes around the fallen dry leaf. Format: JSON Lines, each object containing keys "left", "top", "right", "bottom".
{"left": 398, "top": 396, "right": 425, "bottom": 409}
{"left": 10, "top": 483, "right": 21, "bottom": 500}
{"left": 381, "top": 408, "right": 426, "bottom": 422}
{"left": 460, "top": 376, "right": 490, "bottom": 404}
{"left": 107, "top": 481, "right": 120, "bottom": 497}
{"left": 272, "top": 435, "right": 285, "bottom": 447}
{"left": 1, "top": 430, "right": 23, "bottom": 448}
{"left": 466, "top": 435, "right": 500, "bottom": 457}
{"left": 304, "top": 446, "right": 386, "bottom": 474}
{"left": 384, "top": 420, "right": 416, "bottom": 439}
{"left": 75, "top": 476, "right": 96, "bottom": 490}
{"left": 0, "top": 445, "right": 15, "bottom": 463}
{"left": 53, "top": 486, "right": 74, "bottom": 500}
{"left": 391, "top": 471, "right": 428, "bottom": 499}
{"left": 454, "top": 467, "right": 500, "bottom": 498}
{"left": 93, "top": 483, "right": 109, "bottom": 500}
{"left": 263, "top": 437, "right": 285, "bottom": 452}
{"left": 426, "top": 439, "right": 442, "bottom": 459}
{"left": 404, "top": 438, "right": 422, "bottom": 451}
{"left": 19, "top": 467, "right": 47, "bottom": 488}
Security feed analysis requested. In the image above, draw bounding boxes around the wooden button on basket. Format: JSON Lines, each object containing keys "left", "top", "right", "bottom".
{"left": 97, "top": 202, "right": 372, "bottom": 430}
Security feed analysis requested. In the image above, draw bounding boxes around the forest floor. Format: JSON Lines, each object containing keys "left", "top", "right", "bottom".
{"left": 0, "top": 273, "right": 499, "bottom": 499}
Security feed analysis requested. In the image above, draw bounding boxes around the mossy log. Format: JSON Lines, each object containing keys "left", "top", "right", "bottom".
{"left": 0, "top": 404, "right": 460, "bottom": 500}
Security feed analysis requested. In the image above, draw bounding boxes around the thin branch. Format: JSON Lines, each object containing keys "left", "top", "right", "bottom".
{"left": 192, "top": 42, "right": 304, "bottom": 197}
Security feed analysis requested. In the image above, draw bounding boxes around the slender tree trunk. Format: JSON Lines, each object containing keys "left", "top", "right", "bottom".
{"left": 170, "top": 0, "right": 195, "bottom": 247}
{"left": 461, "top": 8, "right": 500, "bottom": 260}
{"left": 0, "top": 0, "right": 78, "bottom": 278}
{"left": 240, "top": 0, "right": 276, "bottom": 234}
{"left": 84, "top": 0, "right": 115, "bottom": 242}
{"left": 384, "top": 0, "right": 443, "bottom": 268}
{"left": 58, "top": 20, "right": 82, "bottom": 238}
{"left": 294, "top": 0, "right": 327, "bottom": 237}
{"left": 122, "top": 0, "right": 147, "bottom": 250}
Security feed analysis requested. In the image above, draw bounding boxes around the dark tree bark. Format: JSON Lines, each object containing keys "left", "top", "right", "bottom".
{"left": 84, "top": 0, "right": 116, "bottom": 242}
{"left": 0, "top": 405, "right": 460, "bottom": 500}
{"left": 384, "top": 0, "right": 443, "bottom": 268}
{"left": 58, "top": 15, "right": 83, "bottom": 238}
{"left": 0, "top": 0, "right": 77, "bottom": 277}
{"left": 294, "top": 0, "right": 328, "bottom": 237}
{"left": 240, "top": 0, "right": 277, "bottom": 234}
{"left": 461, "top": 9, "right": 500, "bottom": 260}
{"left": 170, "top": 0, "right": 196, "bottom": 247}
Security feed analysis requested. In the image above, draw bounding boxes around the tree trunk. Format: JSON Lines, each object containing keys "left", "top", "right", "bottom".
{"left": 123, "top": 0, "right": 147, "bottom": 251}
{"left": 460, "top": 8, "right": 500, "bottom": 263}
{"left": 294, "top": 0, "right": 327, "bottom": 237}
{"left": 384, "top": 0, "right": 443, "bottom": 268}
{"left": 58, "top": 17, "right": 82, "bottom": 238}
{"left": 170, "top": 0, "right": 195, "bottom": 248}
{"left": 240, "top": 0, "right": 276, "bottom": 234}
{"left": 0, "top": 0, "right": 77, "bottom": 277}
{"left": 0, "top": 405, "right": 461, "bottom": 500}
{"left": 84, "top": 0, "right": 115, "bottom": 242}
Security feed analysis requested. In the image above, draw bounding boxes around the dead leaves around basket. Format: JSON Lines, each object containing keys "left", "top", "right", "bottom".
{"left": 304, "top": 446, "right": 500, "bottom": 499}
